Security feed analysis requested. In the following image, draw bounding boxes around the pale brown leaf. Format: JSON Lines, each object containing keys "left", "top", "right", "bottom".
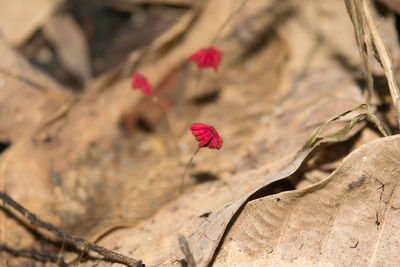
{"left": 0, "top": 0, "right": 64, "bottom": 46}
{"left": 214, "top": 135, "right": 400, "bottom": 266}
{"left": 43, "top": 14, "right": 92, "bottom": 81}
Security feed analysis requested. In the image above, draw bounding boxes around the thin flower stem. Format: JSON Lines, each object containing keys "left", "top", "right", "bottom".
{"left": 210, "top": 0, "right": 248, "bottom": 45}
{"left": 193, "top": 70, "right": 205, "bottom": 94}
{"left": 192, "top": 0, "right": 247, "bottom": 94}
{"left": 152, "top": 96, "right": 180, "bottom": 156}
{"left": 180, "top": 147, "right": 200, "bottom": 194}
{"left": 192, "top": 71, "right": 207, "bottom": 98}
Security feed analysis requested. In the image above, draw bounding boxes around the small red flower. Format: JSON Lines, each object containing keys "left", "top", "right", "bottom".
{"left": 189, "top": 123, "right": 223, "bottom": 149}
{"left": 188, "top": 46, "right": 222, "bottom": 71}
{"left": 131, "top": 72, "right": 153, "bottom": 96}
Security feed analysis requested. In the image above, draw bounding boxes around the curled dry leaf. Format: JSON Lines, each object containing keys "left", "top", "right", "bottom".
{"left": 214, "top": 135, "right": 400, "bottom": 266}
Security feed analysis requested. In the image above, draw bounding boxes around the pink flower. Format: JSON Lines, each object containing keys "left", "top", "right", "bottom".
{"left": 188, "top": 46, "right": 222, "bottom": 71}
{"left": 131, "top": 72, "right": 153, "bottom": 96}
{"left": 189, "top": 123, "right": 223, "bottom": 149}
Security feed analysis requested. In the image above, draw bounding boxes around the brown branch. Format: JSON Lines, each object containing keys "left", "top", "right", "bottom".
{"left": 0, "top": 243, "right": 68, "bottom": 267}
{"left": 0, "top": 191, "right": 142, "bottom": 267}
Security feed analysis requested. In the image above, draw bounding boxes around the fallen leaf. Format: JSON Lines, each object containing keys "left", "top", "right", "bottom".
{"left": 0, "top": 0, "right": 64, "bottom": 46}
{"left": 43, "top": 14, "right": 92, "bottom": 82}
{"left": 214, "top": 135, "right": 400, "bottom": 266}
{"left": 0, "top": 35, "right": 72, "bottom": 143}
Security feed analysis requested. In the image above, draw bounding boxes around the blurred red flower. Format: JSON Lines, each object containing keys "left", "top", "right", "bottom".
{"left": 189, "top": 123, "right": 223, "bottom": 149}
{"left": 188, "top": 46, "right": 222, "bottom": 71}
{"left": 131, "top": 72, "right": 153, "bottom": 96}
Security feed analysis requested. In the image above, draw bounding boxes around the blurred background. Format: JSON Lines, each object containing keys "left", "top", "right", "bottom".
{"left": 0, "top": 0, "right": 191, "bottom": 89}
{"left": 1, "top": 0, "right": 400, "bottom": 266}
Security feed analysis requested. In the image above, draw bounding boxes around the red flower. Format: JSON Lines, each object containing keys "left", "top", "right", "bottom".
{"left": 189, "top": 123, "right": 223, "bottom": 149}
{"left": 131, "top": 72, "right": 153, "bottom": 96}
{"left": 188, "top": 46, "right": 222, "bottom": 71}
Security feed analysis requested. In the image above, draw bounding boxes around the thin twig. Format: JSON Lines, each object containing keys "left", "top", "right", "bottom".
{"left": 362, "top": 0, "right": 400, "bottom": 131}
{"left": 0, "top": 243, "right": 68, "bottom": 267}
{"left": 57, "top": 236, "right": 66, "bottom": 266}
{"left": 366, "top": 106, "right": 388, "bottom": 136}
{"left": 0, "top": 191, "right": 142, "bottom": 267}
{"left": 76, "top": 248, "right": 88, "bottom": 267}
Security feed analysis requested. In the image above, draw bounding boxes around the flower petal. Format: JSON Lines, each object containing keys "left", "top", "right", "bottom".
{"left": 188, "top": 46, "right": 222, "bottom": 71}
{"left": 131, "top": 72, "right": 153, "bottom": 96}
{"left": 189, "top": 122, "right": 223, "bottom": 150}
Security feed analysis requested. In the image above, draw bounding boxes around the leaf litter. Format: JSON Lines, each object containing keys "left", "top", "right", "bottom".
{"left": 0, "top": 0, "right": 399, "bottom": 266}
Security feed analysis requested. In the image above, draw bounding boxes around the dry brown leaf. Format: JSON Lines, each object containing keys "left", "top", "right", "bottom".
{"left": 78, "top": 1, "right": 389, "bottom": 266}
{"left": 0, "top": 0, "right": 64, "bottom": 46}
{"left": 214, "top": 135, "right": 400, "bottom": 266}
{"left": 43, "top": 14, "right": 92, "bottom": 82}
{"left": 85, "top": 60, "right": 369, "bottom": 266}
{"left": 0, "top": 34, "right": 72, "bottom": 265}
{"left": 0, "top": 36, "right": 72, "bottom": 143}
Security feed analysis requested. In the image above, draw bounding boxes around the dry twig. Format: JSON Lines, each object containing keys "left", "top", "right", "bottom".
{"left": 0, "top": 191, "right": 142, "bottom": 267}
{"left": 345, "top": 0, "right": 400, "bottom": 131}
{"left": 361, "top": 0, "right": 400, "bottom": 130}
{"left": 0, "top": 243, "right": 68, "bottom": 267}
{"left": 344, "top": 0, "right": 374, "bottom": 104}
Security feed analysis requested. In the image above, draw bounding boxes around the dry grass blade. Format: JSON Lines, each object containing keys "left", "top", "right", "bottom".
{"left": 361, "top": 0, "right": 400, "bottom": 130}
{"left": 295, "top": 104, "right": 387, "bottom": 159}
{"left": 344, "top": 0, "right": 374, "bottom": 104}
